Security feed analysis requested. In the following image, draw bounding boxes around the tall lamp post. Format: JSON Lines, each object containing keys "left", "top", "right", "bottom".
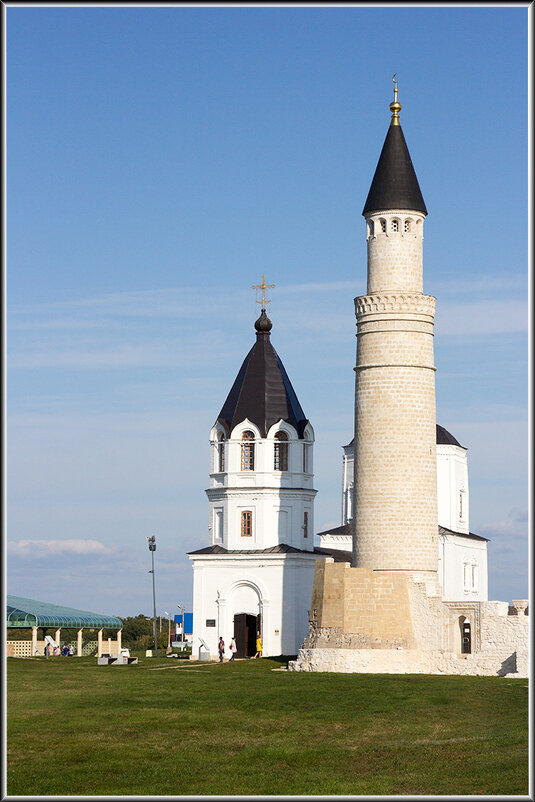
{"left": 146, "top": 536, "right": 158, "bottom": 657}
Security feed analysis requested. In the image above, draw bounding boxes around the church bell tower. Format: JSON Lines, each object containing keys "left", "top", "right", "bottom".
{"left": 353, "top": 79, "right": 438, "bottom": 578}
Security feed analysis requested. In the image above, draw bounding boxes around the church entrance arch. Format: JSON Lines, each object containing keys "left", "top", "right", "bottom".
{"left": 233, "top": 613, "right": 260, "bottom": 658}
{"left": 228, "top": 580, "right": 263, "bottom": 658}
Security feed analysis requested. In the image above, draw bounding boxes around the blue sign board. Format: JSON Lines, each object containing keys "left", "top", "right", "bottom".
{"left": 174, "top": 612, "right": 193, "bottom": 634}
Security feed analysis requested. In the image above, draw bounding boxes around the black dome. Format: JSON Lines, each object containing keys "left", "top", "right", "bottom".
{"left": 216, "top": 319, "right": 308, "bottom": 439}
{"left": 436, "top": 424, "right": 464, "bottom": 448}
{"left": 363, "top": 122, "right": 427, "bottom": 216}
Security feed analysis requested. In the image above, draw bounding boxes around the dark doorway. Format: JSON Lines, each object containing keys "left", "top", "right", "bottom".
{"left": 461, "top": 621, "right": 471, "bottom": 654}
{"left": 233, "top": 613, "right": 260, "bottom": 658}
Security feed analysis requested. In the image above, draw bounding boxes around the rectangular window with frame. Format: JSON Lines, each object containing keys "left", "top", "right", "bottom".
{"left": 241, "top": 511, "right": 252, "bottom": 537}
{"left": 459, "top": 490, "right": 466, "bottom": 520}
{"left": 214, "top": 509, "right": 223, "bottom": 541}
{"left": 463, "top": 563, "right": 470, "bottom": 590}
{"left": 303, "top": 511, "right": 309, "bottom": 539}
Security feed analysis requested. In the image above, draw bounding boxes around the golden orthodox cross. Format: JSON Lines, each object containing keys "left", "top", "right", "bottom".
{"left": 252, "top": 274, "right": 275, "bottom": 310}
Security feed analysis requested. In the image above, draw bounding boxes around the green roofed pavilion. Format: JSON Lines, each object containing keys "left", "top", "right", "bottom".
{"left": 7, "top": 595, "right": 122, "bottom": 630}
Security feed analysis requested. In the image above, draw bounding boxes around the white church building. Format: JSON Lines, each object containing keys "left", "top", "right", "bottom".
{"left": 189, "top": 306, "right": 327, "bottom": 659}
{"left": 318, "top": 425, "right": 489, "bottom": 603}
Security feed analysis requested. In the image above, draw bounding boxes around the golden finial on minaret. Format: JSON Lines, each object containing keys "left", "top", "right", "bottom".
{"left": 389, "top": 73, "right": 402, "bottom": 125}
{"left": 252, "top": 274, "right": 275, "bottom": 311}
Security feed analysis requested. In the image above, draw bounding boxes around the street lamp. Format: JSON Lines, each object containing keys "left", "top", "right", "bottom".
{"left": 164, "top": 611, "right": 171, "bottom": 650}
{"left": 146, "top": 536, "right": 158, "bottom": 657}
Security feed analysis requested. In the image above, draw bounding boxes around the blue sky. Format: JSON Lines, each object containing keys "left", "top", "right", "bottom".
{"left": 6, "top": 5, "right": 529, "bottom": 618}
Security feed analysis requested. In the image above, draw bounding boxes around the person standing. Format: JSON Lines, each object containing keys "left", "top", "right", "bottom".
{"left": 254, "top": 634, "right": 262, "bottom": 659}
{"left": 229, "top": 637, "right": 237, "bottom": 661}
{"left": 44, "top": 642, "right": 50, "bottom": 659}
{"left": 218, "top": 637, "right": 225, "bottom": 663}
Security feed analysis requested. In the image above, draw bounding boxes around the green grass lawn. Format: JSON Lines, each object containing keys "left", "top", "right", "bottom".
{"left": 7, "top": 655, "right": 529, "bottom": 796}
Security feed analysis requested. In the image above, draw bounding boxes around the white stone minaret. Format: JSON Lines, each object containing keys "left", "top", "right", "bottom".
{"left": 353, "top": 79, "right": 438, "bottom": 578}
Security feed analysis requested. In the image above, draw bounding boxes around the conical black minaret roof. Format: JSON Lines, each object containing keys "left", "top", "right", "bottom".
{"left": 217, "top": 311, "right": 309, "bottom": 439}
{"left": 362, "top": 106, "right": 427, "bottom": 216}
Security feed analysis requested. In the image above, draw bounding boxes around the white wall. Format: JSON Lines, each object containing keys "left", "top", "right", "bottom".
{"left": 438, "top": 532, "right": 488, "bottom": 601}
{"left": 436, "top": 444, "right": 469, "bottom": 533}
{"left": 206, "top": 420, "right": 316, "bottom": 552}
{"left": 190, "top": 554, "right": 318, "bottom": 658}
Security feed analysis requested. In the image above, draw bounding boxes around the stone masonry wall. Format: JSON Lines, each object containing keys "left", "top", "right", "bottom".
{"left": 292, "top": 562, "right": 529, "bottom": 676}
{"left": 308, "top": 560, "right": 421, "bottom": 648}
{"left": 288, "top": 647, "right": 528, "bottom": 677}
{"left": 353, "top": 307, "right": 438, "bottom": 572}
{"left": 366, "top": 211, "right": 425, "bottom": 294}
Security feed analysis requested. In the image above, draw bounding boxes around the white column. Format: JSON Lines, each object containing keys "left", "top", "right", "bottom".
{"left": 32, "top": 626, "right": 38, "bottom": 655}
{"left": 261, "top": 600, "right": 270, "bottom": 657}
{"left": 97, "top": 629, "right": 103, "bottom": 658}
{"left": 77, "top": 629, "right": 83, "bottom": 657}
{"left": 117, "top": 629, "right": 122, "bottom": 652}
{"left": 55, "top": 628, "right": 61, "bottom": 648}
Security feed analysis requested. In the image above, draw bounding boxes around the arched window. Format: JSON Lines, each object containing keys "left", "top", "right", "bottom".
{"left": 391, "top": 219, "right": 399, "bottom": 232}
{"left": 302, "top": 441, "right": 311, "bottom": 473}
{"left": 241, "top": 431, "right": 255, "bottom": 471}
{"left": 241, "top": 511, "right": 252, "bottom": 537}
{"left": 274, "top": 431, "right": 289, "bottom": 471}
{"left": 380, "top": 218, "right": 387, "bottom": 233}
{"left": 367, "top": 220, "right": 375, "bottom": 239}
{"left": 217, "top": 433, "right": 225, "bottom": 472}
{"left": 461, "top": 618, "right": 471, "bottom": 654}
{"left": 404, "top": 219, "right": 411, "bottom": 233}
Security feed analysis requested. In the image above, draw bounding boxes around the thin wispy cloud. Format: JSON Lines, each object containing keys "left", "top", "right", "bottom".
{"left": 8, "top": 539, "right": 114, "bottom": 558}
{"left": 478, "top": 507, "right": 528, "bottom": 544}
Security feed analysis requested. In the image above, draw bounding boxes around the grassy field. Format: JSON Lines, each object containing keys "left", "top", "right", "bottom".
{"left": 7, "top": 654, "right": 529, "bottom": 796}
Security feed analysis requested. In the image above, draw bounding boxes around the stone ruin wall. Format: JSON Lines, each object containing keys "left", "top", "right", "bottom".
{"left": 291, "top": 559, "right": 529, "bottom": 677}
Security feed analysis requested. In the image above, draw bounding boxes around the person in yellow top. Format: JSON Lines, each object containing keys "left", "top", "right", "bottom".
{"left": 254, "top": 634, "right": 262, "bottom": 658}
